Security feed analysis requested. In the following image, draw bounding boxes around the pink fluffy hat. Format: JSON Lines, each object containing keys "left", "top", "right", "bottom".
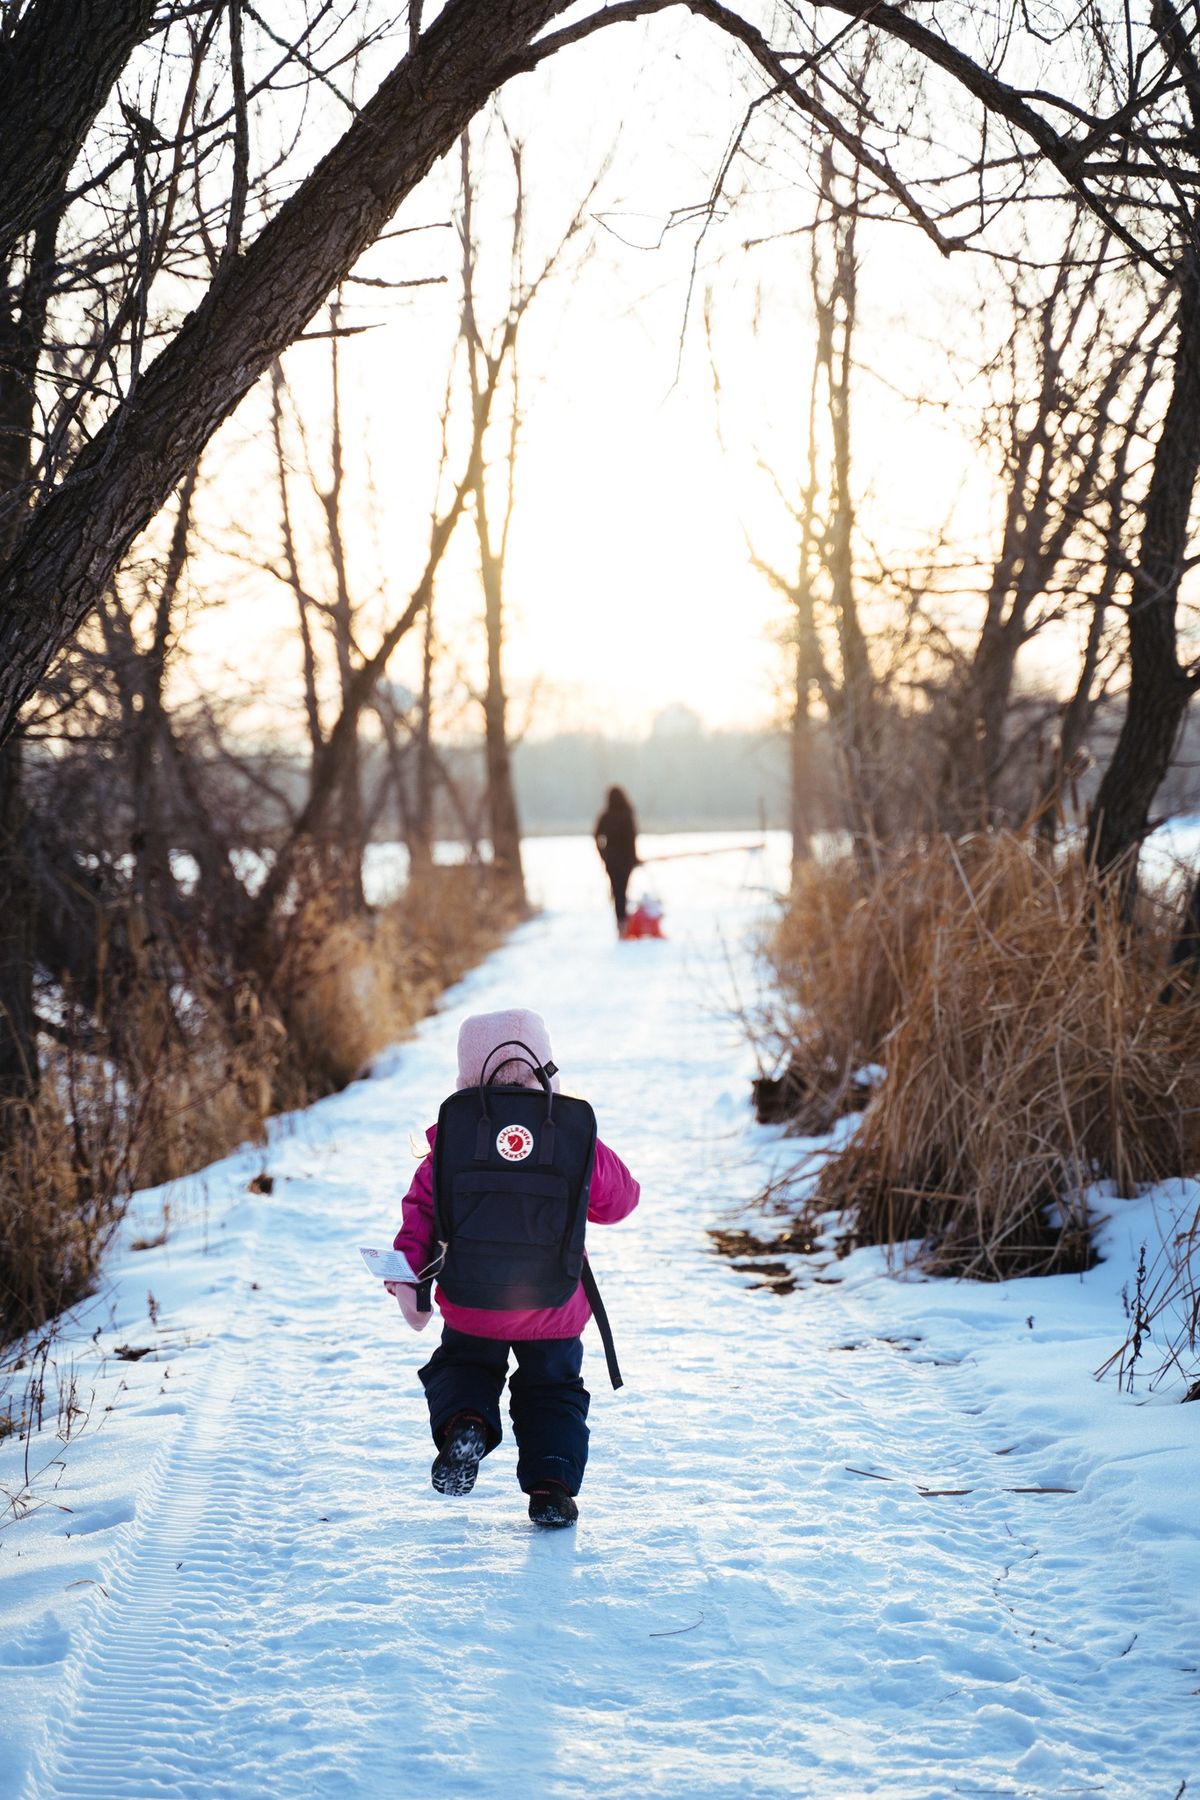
{"left": 456, "top": 1009, "right": 561, "bottom": 1092}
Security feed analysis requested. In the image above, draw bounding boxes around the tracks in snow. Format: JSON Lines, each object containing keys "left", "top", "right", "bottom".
{"left": 25, "top": 1348, "right": 256, "bottom": 1799}
{"left": 19, "top": 858, "right": 1200, "bottom": 1800}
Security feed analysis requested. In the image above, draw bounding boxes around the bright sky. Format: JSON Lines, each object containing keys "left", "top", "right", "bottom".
{"left": 184, "top": 9, "right": 1003, "bottom": 743}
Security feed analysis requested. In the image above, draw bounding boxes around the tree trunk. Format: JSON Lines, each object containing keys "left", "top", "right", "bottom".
{"left": 812, "top": 154, "right": 881, "bottom": 853}
{"left": 0, "top": 736, "right": 37, "bottom": 1100}
{"left": 1086, "top": 242, "right": 1200, "bottom": 891}
{"left": 458, "top": 130, "right": 526, "bottom": 906}
{"left": 130, "top": 468, "right": 197, "bottom": 917}
{"left": 479, "top": 528, "right": 526, "bottom": 902}
{"left": 1167, "top": 866, "right": 1200, "bottom": 985}
{"left": 0, "top": 0, "right": 157, "bottom": 266}
{"left": 1034, "top": 598, "right": 1107, "bottom": 848}
{"left": 789, "top": 625, "right": 814, "bottom": 878}
{"left": 0, "top": 203, "right": 61, "bottom": 1104}
{"left": 323, "top": 313, "right": 366, "bottom": 914}
{"left": 412, "top": 600, "right": 437, "bottom": 875}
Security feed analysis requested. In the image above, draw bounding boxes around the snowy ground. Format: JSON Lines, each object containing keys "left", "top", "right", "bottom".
{"left": 0, "top": 832, "right": 1197, "bottom": 1800}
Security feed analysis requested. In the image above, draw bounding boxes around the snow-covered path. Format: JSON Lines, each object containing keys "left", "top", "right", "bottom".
{"left": 2, "top": 836, "right": 1197, "bottom": 1800}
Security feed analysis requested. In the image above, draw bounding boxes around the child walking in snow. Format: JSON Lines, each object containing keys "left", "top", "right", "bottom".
{"left": 386, "top": 1008, "right": 640, "bottom": 1528}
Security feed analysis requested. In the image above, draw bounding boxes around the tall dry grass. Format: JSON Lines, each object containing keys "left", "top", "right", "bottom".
{"left": 761, "top": 846, "right": 977, "bottom": 1128}
{"left": 766, "top": 835, "right": 1200, "bottom": 1279}
{"left": 0, "top": 967, "right": 277, "bottom": 1344}
{"left": 0, "top": 1060, "right": 131, "bottom": 1345}
{"left": 276, "top": 863, "right": 521, "bottom": 1097}
{"left": 1, "top": 861, "right": 516, "bottom": 1346}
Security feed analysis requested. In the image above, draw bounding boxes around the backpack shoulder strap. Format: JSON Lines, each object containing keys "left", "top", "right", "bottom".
{"left": 414, "top": 1097, "right": 458, "bottom": 1312}
{"left": 581, "top": 1261, "right": 622, "bottom": 1389}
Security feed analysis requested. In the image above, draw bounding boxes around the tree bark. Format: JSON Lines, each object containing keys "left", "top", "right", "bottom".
{"left": 811, "top": 156, "right": 881, "bottom": 852}
{"left": 788, "top": 624, "right": 814, "bottom": 876}
{"left": 0, "top": 0, "right": 571, "bottom": 745}
{"left": 0, "top": 0, "right": 158, "bottom": 266}
{"left": 478, "top": 521, "right": 526, "bottom": 900}
{"left": 0, "top": 736, "right": 37, "bottom": 1099}
{"left": 1034, "top": 591, "right": 1109, "bottom": 848}
{"left": 130, "top": 468, "right": 197, "bottom": 916}
{"left": 1087, "top": 243, "right": 1200, "bottom": 888}
{"left": 322, "top": 309, "right": 366, "bottom": 913}
{"left": 413, "top": 599, "right": 437, "bottom": 874}
{"left": 0, "top": 197, "right": 62, "bottom": 1103}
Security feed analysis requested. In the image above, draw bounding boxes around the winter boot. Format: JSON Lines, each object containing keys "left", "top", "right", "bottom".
{"left": 431, "top": 1413, "right": 488, "bottom": 1496}
{"left": 528, "top": 1480, "right": 578, "bottom": 1528}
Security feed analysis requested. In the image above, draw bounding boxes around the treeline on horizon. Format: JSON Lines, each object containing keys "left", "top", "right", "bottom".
{"left": 32, "top": 699, "right": 1200, "bottom": 857}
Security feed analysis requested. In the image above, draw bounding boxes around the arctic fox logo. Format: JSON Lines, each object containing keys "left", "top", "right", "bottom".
{"left": 497, "top": 1123, "right": 534, "bottom": 1162}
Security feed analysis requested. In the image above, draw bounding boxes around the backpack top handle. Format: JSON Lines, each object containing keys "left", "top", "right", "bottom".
{"left": 473, "top": 1038, "right": 560, "bottom": 1164}
{"left": 477, "top": 1039, "right": 556, "bottom": 1105}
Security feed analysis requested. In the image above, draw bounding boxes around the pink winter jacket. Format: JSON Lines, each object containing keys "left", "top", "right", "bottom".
{"left": 393, "top": 1124, "right": 640, "bottom": 1340}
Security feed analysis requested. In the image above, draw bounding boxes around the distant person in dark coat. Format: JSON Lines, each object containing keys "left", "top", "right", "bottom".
{"left": 594, "top": 786, "right": 639, "bottom": 935}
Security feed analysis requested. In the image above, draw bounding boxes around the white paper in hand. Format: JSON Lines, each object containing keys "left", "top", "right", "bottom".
{"left": 359, "top": 1246, "right": 420, "bottom": 1283}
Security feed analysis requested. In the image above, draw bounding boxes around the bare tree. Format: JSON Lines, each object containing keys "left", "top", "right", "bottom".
{"left": 266, "top": 311, "right": 379, "bottom": 915}
{"left": 934, "top": 234, "right": 1163, "bottom": 835}
{"left": 262, "top": 307, "right": 476, "bottom": 906}
{"left": 451, "top": 121, "right": 600, "bottom": 904}
{"left": 706, "top": 0, "right": 1200, "bottom": 888}
{"left": 458, "top": 132, "right": 526, "bottom": 902}
{"left": 747, "top": 137, "right": 893, "bottom": 868}
{"left": 777, "top": 2, "right": 1200, "bottom": 892}
{"left": 6, "top": 0, "right": 1200, "bottom": 902}
{"left": 0, "top": 1, "right": 558, "bottom": 736}
{"left": 0, "top": 0, "right": 160, "bottom": 267}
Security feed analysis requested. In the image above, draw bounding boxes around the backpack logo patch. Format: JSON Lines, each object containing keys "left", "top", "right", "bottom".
{"left": 497, "top": 1123, "right": 534, "bottom": 1162}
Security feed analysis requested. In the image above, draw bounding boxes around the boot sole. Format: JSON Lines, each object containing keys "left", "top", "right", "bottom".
{"left": 431, "top": 1425, "right": 487, "bottom": 1496}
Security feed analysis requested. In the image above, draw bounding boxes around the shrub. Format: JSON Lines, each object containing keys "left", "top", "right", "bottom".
{"left": 760, "top": 843, "right": 971, "bottom": 1130}
{"left": 1, "top": 861, "right": 517, "bottom": 1345}
{"left": 0, "top": 1064, "right": 130, "bottom": 1343}
{"left": 275, "top": 864, "right": 521, "bottom": 1098}
{"left": 766, "top": 835, "right": 1200, "bottom": 1279}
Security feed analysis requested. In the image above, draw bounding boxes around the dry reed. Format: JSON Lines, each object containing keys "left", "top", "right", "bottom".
{"left": 769, "top": 835, "right": 1200, "bottom": 1279}
{"left": 761, "top": 847, "right": 971, "bottom": 1128}
{"left": 277, "top": 863, "right": 520, "bottom": 1097}
{"left": 0, "top": 1059, "right": 131, "bottom": 1342}
{"left": 1, "top": 860, "right": 516, "bottom": 1346}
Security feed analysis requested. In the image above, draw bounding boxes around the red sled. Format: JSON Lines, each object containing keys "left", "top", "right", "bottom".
{"left": 621, "top": 896, "right": 665, "bottom": 940}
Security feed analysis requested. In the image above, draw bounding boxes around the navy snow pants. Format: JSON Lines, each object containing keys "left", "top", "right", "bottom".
{"left": 418, "top": 1327, "right": 590, "bottom": 1495}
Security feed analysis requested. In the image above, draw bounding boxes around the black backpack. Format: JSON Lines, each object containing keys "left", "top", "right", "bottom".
{"left": 415, "top": 1039, "right": 622, "bottom": 1388}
